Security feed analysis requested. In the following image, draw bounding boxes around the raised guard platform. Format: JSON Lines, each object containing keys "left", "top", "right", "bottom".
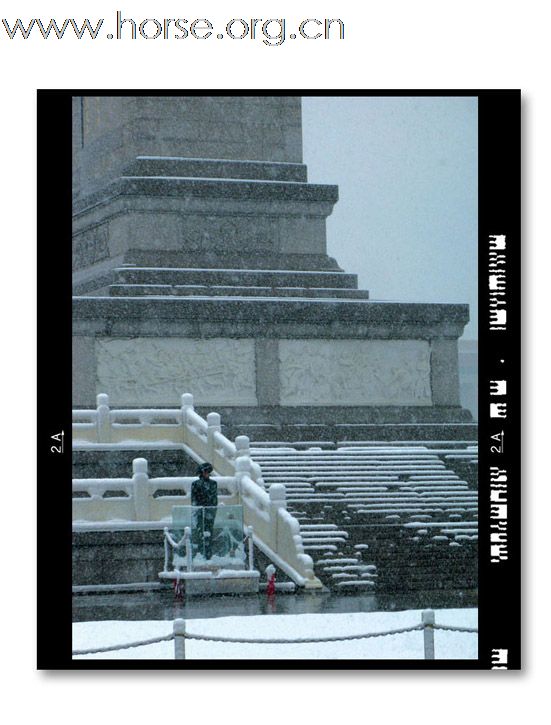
{"left": 159, "top": 505, "right": 261, "bottom": 595}
{"left": 158, "top": 569, "right": 260, "bottom": 595}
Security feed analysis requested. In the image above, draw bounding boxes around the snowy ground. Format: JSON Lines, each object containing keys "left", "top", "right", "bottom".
{"left": 73, "top": 608, "right": 477, "bottom": 660}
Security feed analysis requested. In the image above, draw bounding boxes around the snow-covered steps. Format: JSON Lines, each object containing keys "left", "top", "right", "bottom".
{"left": 252, "top": 442, "right": 478, "bottom": 592}
{"left": 334, "top": 580, "right": 377, "bottom": 591}
{"left": 300, "top": 529, "right": 349, "bottom": 547}
{"left": 314, "top": 554, "right": 378, "bottom": 590}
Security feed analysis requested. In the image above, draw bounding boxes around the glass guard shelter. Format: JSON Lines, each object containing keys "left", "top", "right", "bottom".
{"left": 171, "top": 505, "right": 246, "bottom": 569}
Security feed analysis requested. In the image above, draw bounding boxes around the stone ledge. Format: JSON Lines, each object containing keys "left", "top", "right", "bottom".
{"left": 194, "top": 405, "right": 474, "bottom": 425}
{"left": 73, "top": 176, "right": 339, "bottom": 214}
{"left": 125, "top": 156, "right": 309, "bottom": 182}
{"left": 108, "top": 284, "right": 371, "bottom": 300}
{"left": 72, "top": 296, "right": 469, "bottom": 327}
{"left": 222, "top": 421, "right": 476, "bottom": 442}
{"left": 123, "top": 250, "right": 345, "bottom": 273}
{"left": 112, "top": 266, "right": 359, "bottom": 290}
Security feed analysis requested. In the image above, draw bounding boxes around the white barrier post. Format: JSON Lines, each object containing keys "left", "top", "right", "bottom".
{"left": 132, "top": 458, "right": 151, "bottom": 521}
{"left": 207, "top": 412, "right": 221, "bottom": 462}
{"left": 184, "top": 526, "right": 192, "bottom": 571}
{"left": 174, "top": 619, "right": 186, "bottom": 660}
{"left": 163, "top": 528, "right": 170, "bottom": 571}
{"left": 96, "top": 393, "right": 111, "bottom": 443}
{"left": 422, "top": 609, "right": 435, "bottom": 660}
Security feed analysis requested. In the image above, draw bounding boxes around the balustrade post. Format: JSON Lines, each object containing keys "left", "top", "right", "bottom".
{"left": 96, "top": 393, "right": 111, "bottom": 444}
{"left": 235, "top": 456, "right": 252, "bottom": 495}
{"left": 207, "top": 412, "right": 221, "bottom": 462}
{"left": 422, "top": 609, "right": 435, "bottom": 660}
{"left": 269, "top": 484, "right": 286, "bottom": 552}
{"left": 250, "top": 461, "right": 266, "bottom": 489}
{"left": 235, "top": 435, "right": 251, "bottom": 460}
{"left": 132, "top": 458, "right": 150, "bottom": 521}
{"left": 180, "top": 393, "right": 194, "bottom": 443}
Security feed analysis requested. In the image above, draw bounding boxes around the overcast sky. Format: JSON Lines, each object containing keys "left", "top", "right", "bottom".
{"left": 302, "top": 96, "right": 478, "bottom": 340}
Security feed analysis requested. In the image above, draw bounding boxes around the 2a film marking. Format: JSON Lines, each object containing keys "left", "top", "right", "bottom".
{"left": 490, "top": 430, "right": 504, "bottom": 455}
{"left": 50, "top": 430, "right": 64, "bottom": 454}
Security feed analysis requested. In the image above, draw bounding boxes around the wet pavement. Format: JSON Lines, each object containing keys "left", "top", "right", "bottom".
{"left": 73, "top": 588, "right": 477, "bottom": 623}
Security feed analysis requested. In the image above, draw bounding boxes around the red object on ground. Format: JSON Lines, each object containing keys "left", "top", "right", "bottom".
{"left": 174, "top": 578, "right": 185, "bottom": 599}
{"left": 267, "top": 573, "right": 276, "bottom": 596}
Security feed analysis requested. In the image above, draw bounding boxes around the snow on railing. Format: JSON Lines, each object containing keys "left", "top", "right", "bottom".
{"left": 73, "top": 458, "right": 239, "bottom": 523}
{"left": 73, "top": 456, "right": 320, "bottom": 588}
{"left": 72, "top": 393, "right": 316, "bottom": 587}
{"left": 72, "top": 393, "right": 263, "bottom": 485}
{"left": 234, "top": 457, "right": 317, "bottom": 587}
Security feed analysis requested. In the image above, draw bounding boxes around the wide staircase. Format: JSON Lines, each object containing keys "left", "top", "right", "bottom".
{"left": 250, "top": 441, "right": 478, "bottom": 593}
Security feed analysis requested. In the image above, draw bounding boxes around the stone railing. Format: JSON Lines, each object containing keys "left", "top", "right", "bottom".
{"left": 72, "top": 396, "right": 321, "bottom": 588}
{"left": 73, "top": 457, "right": 319, "bottom": 589}
{"left": 73, "top": 393, "right": 263, "bottom": 484}
{"left": 73, "top": 458, "right": 240, "bottom": 523}
{"left": 235, "top": 458, "right": 317, "bottom": 587}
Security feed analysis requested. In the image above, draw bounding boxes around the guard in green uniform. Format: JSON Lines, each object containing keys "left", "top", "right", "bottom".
{"left": 191, "top": 462, "right": 218, "bottom": 559}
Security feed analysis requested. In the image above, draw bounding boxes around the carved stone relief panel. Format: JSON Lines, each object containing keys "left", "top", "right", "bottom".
{"left": 72, "top": 223, "right": 110, "bottom": 271}
{"left": 279, "top": 339, "right": 432, "bottom": 406}
{"left": 96, "top": 338, "right": 258, "bottom": 407}
{"left": 180, "top": 214, "right": 278, "bottom": 253}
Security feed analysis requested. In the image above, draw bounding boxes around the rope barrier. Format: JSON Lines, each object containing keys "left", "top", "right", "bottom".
{"left": 432, "top": 624, "right": 478, "bottom": 634}
{"left": 182, "top": 624, "right": 424, "bottom": 644}
{"left": 72, "top": 620, "right": 478, "bottom": 656}
{"left": 72, "top": 633, "right": 174, "bottom": 656}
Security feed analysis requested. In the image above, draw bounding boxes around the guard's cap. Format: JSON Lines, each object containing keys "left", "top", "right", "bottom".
{"left": 197, "top": 462, "right": 214, "bottom": 475}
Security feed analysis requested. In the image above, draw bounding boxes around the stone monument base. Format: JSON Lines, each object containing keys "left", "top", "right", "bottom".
{"left": 72, "top": 151, "right": 472, "bottom": 438}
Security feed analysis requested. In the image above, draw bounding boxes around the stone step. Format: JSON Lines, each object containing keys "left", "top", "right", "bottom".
{"left": 336, "top": 440, "right": 478, "bottom": 448}
{"left": 252, "top": 440, "right": 478, "bottom": 446}
{"left": 318, "top": 564, "right": 376, "bottom": 574}
{"left": 124, "top": 249, "right": 343, "bottom": 273}
{"left": 313, "top": 483, "right": 469, "bottom": 492}
{"left": 316, "top": 558, "right": 360, "bottom": 565}
{"left": 113, "top": 266, "right": 359, "bottom": 290}
{"left": 261, "top": 467, "right": 449, "bottom": 474}
{"left": 260, "top": 441, "right": 477, "bottom": 592}
{"left": 255, "top": 450, "right": 446, "bottom": 457}
{"left": 300, "top": 531, "right": 349, "bottom": 540}
{"left": 334, "top": 580, "right": 376, "bottom": 590}
{"left": 340, "top": 496, "right": 477, "bottom": 504}
{"left": 109, "top": 284, "right": 370, "bottom": 300}
{"left": 224, "top": 422, "right": 479, "bottom": 443}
